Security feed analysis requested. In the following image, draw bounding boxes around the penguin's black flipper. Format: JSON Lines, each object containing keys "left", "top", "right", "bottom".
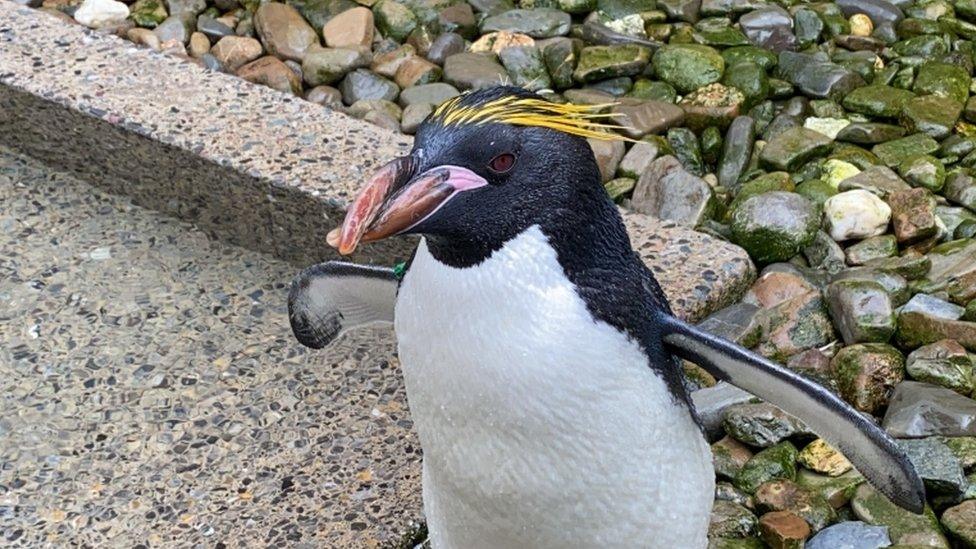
{"left": 660, "top": 314, "right": 926, "bottom": 514}
{"left": 288, "top": 262, "right": 399, "bottom": 349}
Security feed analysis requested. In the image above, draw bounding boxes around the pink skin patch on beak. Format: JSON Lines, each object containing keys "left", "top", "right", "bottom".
{"left": 330, "top": 164, "right": 488, "bottom": 255}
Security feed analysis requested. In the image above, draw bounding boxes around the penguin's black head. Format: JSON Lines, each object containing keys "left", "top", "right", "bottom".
{"left": 330, "top": 87, "right": 624, "bottom": 263}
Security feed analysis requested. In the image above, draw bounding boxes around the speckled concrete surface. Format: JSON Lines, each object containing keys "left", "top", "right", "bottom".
{"left": 0, "top": 145, "right": 423, "bottom": 548}
{"left": 0, "top": 2, "right": 753, "bottom": 321}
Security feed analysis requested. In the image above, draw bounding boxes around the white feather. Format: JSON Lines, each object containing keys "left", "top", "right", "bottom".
{"left": 395, "top": 226, "right": 713, "bottom": 549}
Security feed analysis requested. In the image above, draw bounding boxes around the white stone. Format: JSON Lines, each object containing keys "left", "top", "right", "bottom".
{"left": 821, "top": 159, "right": 860, "bottom": 189}
{"left": 74, "top": 0, "right": 130, "bottom": 29}
{"left": 804, "top": 117, "right": 851, "bottom": 140}
{"left": 824, "top": 189, "right": 892, "bottom": 242}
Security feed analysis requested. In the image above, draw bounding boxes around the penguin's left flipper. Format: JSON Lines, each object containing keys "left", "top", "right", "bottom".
{"left": 661, "top": 314, "right": 926, "bottom": 514}
{"left": 288, "top": 262, "right": 399, "bottom": 349}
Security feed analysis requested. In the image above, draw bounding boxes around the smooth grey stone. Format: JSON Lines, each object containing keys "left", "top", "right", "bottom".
{"left": 610, "top": 100, "right": 685, "bottom": 139}
{"left": 826, "top": 280, "right": 895, "bottom": 344}
{"left": 480, "top": 8, "right": 571, "bottom": 38}
{"left": 631, "top": 155, "right": 713, "bottom": 227}
{"left": 657, "top": 0, "right": 702, "bottom": 23}
{"left": 762, "top": 112, "right": 801, "bottom": 141}
{"left": 400, "top": 103, "right": 433, "bottom": 134}
{"left": 426, "top": 32, "right": 465, "bottom": 65}
{"left": 200, "top": 53, "right": 225, "bottom": 72}
{"left": 467, "top": 0, "right": 515, "bottom": 16}
{"left": 397, "top": 83, "right": 459, "bottom": 108}
{"left": 154, "top": 15, "right": 191, "bottom": 44}
{"left": 899, "top": 294, "right": 966, "bottom": 321}
{"left": 793, "top": 61, "right": 865, "bottom": 100}
{"left": 781, "top": 96, "right": 809, "bottom": 117}
{"left": 499, "top": 45, "right": 552, "bottom": 92}
{"left": 339, "top": 69, "right": 399, "bottom": 106}
{"left": 723, "top": 402, "right": 809, "bottom": 447}
{"left": 700, "top": 0, "right": 768, "bottom": 16}
{"left": 804, "top": 230, "right": 847, "bottom": 275}
{"left": 739, "top": 6, "right": 796, "bottom": 52}
{"left": 578, "top": 20, "right": 662, "bottom": 49}
{"left": 167, "top": 0, "right": 206, "bottom": 16}
{"left": 883, "top": 381, "right": 976, "bottom": 437}
{"left": 697, "top": 302, "right": 763, "bottom": 347}
{"left": 197, "top": 15, "right": 235, "bottom": 41}
{"left": 836, "top": 0, "right": 904, "bottom": 26}
{"left": 836, "top": 123, "right": 906, "bottom": 145}
{"left": 443, "top": 52, "right": 510, "bottom": 90}
{"left": 717, "top": 115, "right": 755, "bottom": 191}
{"left": 897, "top": 438, "right": 968, "bottom": 498}
{"left": 831, "top": 268, "right": 910, "bottom": 306}
{"left": 691, "top": 382, "right": 757, "bottom": 442}
{"left": 806, "top": 521, "right": 892, "bottom": 549}
{"left": 837, "top": 166, "right": 911, "bottom": 199}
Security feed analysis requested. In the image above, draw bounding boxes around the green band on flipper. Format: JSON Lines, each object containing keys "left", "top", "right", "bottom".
{"left": 393, "top": 261, "right": 407, "bottom": 280}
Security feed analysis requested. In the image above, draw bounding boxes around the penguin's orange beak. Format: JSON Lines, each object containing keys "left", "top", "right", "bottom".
{"left": 328, "top": 156, "right": 488, "bottom": 255}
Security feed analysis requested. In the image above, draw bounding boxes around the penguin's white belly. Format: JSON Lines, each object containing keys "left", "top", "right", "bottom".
{"left": 394, "top": 227, "right": 714, "bottom": 549}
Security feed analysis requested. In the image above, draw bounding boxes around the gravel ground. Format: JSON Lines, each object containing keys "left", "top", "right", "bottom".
{"left": 0, "top": 145, "right": 423, "bottom": 548}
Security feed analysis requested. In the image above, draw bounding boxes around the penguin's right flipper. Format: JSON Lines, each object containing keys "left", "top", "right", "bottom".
{"left": 660, "top": 314, "right": 926, "bottom": 515}
{"left": 288, "top": 262, "right": 399, "bottom": 349}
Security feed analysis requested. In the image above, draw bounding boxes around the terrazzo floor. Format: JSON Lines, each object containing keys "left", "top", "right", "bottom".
{"left": 0, "top": 145, "right": 423, "bottom": 547}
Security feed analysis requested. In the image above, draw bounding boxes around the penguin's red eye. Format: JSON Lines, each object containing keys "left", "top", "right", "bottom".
{"left": 488, "top": 153, "right": 516, "bottom": 174}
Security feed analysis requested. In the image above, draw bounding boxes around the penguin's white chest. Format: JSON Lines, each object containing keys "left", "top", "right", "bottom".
{"left": 394, "top": 226, "right": 713, "bottom": 549}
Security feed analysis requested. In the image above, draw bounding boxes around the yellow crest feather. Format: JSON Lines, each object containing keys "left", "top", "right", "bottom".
{"left": 431, "top": 95, "right": 630, "bottom": 141}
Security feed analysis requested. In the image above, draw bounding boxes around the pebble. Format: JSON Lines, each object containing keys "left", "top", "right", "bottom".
{"left": 882, "top": 381, "right": 976, "bottom": 437}
{"left": 906, "top": 339, "right": 974, "bottom": 395}
{"left": 195, "top": 14, "right": 233, "bottom": 41}
{"left": 798, "top": 439, "right": 853, "bottom": 477}
{"left": 900, "top": 294, "right": 966, "bottom": 320}
{"left": 896, "top": 437, "right": 968, "bottom": 499}
{"left": 759, "top": 510, "right": 810, "bottom": 549}
{"left": 339, "top": 69, "right": 399, "bottom": 105}
{"left": 426, "top": 32, "right": 466, "bottom": 65}
{"left": 759, "top": 127, "right": 832, "bottom": 172}
{"left": 479, "top": 8, "right": 570, "bottom": 38}
{"left": 826, "top": 279, "right": 896, "bottom": 344}
{"left": 692, "top": 382, "right": 756, "bottom": 441}
{"left": 210, "top": 36, "right": 264, "bottom": 72}
{"left": 735, "top": 441, "right": 798, "bottom": 494}
{"left": 127, "top": 27, "right": 161, "bottom": 50}
{"left": 323, "top": 7, "right": 374, "bottom": 49}
{"left": 709, "top": 500, "right": 760, "bottom": 538}
{"left": 442, "top": 52, "right": 510, "bottom": 90}
{"left": 823, "top": 190, "right": 891, "bottom": 242}
{"left": 73, "top": 0, "right": 129, "bottom": 29}
{"left": 631, "top": 156, "right": 714, "bottom": 223}
{"left": 831, "top": 343, "right": 905, "bottom": 414}
{"left": 713, "top": 436, "right": 754, "bottom": 480}
{"left": 852, "top": 484, "right": 949, "bottom": 548}
{"left": 739, "top": 7, "right": 797, "bottom": 53}
{"left": 611, "top": 100, "right": 685, "bottom": 140}
{"left": 400, "top": 102, "right": 433, "bottom": 134}
{"left": 805, "top": 521, "right": 891, "bottom": 549}
{"left": 588, "top": 138, "right": 625, "bottom": 183}
{"left": 397, "top": 82, "right": 459, "bottom": 108}
{"left": 254, "top": 2, "right": 318, "bottom": 62}
{"left": 723, "top": 402, "right": 807, "bottom": 448}
{"left": 941, "top": 500, "right": 976, "bottom": 548}
{"left": 153, "top": 15, "right": 190, "bottom": 44}
{"left": 730, "top": 191, "right": 820, "bottom": 264}
{"left": 237, "top": 56, "right": 302, "bottom": 95}
{"left": 498, "top": 45, "right": 550, "bottom": 91}
{"left": 755, "top": 479, "right": 836, "bottom": 533}
{"left": 187, "top": 31, "right": 210, "bottom": 58}
{"left": 652, "top": 44, "right": 725, "bottom": 94}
